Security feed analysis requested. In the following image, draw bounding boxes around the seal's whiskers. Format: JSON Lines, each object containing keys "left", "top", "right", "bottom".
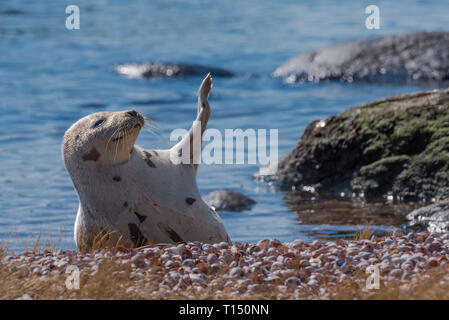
{"left": 106, "top": 123, "right": 124, "bottom": 150}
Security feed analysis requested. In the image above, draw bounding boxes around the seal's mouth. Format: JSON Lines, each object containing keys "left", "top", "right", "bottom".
{"left": 112, "top": 135, "right": 125, "bottom": 142}
{"left": 106, "top": 110, "right": 145, "bottom": 146}
{"left": 110, "top": 118, "right": 144, "bottom": 143}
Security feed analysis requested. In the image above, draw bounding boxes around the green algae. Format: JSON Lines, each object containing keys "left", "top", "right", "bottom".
{"left": 278, "top": 89, "right": 449, "bottom": 202}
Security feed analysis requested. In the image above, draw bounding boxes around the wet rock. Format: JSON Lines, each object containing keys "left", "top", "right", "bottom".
{"left": 263, "top": 89, "right": 449, "bottom": 202}
{"left": 114, "top": 62, "right": 234, "bottom": 79}
{"left": 407, "top": 200, "right": 449, "bottom": 233}
{"left": 273, "top": 32, "right": 449, "bottom": 83}
{"left": 204, "top": 190, "right": 256, "bottom": 212}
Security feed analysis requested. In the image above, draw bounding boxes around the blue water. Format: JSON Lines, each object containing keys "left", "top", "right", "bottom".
{"left": 1, "top": 0, "right": 448, "bottom": 251}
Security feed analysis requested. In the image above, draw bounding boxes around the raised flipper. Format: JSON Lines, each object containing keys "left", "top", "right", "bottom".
{"left": 170, "top": 73, "right": 212, "bottom": 170}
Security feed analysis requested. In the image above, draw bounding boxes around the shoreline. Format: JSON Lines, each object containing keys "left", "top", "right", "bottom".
{"left": 2, "top": 231, "right": 449, "bottom": 299}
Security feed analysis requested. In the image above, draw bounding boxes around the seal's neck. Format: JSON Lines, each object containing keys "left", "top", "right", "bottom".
{"left": 96, "top": 144, "right": 135, "bottom": 166}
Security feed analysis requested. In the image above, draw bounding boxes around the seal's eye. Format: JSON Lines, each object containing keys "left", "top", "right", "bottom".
{"left": 92, "top": 118, "right": 105, "bottom": 128}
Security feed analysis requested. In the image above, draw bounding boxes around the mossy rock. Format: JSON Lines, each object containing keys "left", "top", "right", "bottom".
{"left": 275, "top": 88, "right": 449, "bottom": 202}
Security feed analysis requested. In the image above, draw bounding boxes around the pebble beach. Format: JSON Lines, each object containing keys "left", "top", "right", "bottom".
{"left": 2, "top": 231, "right": 449, "bottom": 300}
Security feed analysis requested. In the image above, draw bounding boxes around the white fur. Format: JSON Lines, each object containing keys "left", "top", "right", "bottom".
{"left": 64, "top": 75, "right": 230, "bottom": 250}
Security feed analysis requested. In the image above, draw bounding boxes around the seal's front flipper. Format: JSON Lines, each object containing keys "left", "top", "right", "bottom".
{"left": 170, "top": 74, "right": 212, "bottom": 170}
{"left": 197, "top": 73, "right": 212, "bottom": 135}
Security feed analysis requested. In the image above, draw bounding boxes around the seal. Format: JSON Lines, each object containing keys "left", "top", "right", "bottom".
{"left": 62, "top": 74, "right": 231, "bottom": 251}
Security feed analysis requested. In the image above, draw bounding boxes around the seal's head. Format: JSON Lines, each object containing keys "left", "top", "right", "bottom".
{"left": 62, "top": 110, "right": 144, "bottom": 168}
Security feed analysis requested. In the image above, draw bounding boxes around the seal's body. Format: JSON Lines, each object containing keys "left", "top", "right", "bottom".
{"left": 63, "top": 75, "right": 230, "bottom": 251}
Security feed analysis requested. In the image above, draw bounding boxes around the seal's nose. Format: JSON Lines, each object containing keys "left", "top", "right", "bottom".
{"left": 126, "top": 110, "right": 138, "bottom": 117}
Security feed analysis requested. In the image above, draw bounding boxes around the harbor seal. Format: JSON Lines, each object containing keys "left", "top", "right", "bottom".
{"left": 62, "top": 74, "right": 231, "bottom": 251}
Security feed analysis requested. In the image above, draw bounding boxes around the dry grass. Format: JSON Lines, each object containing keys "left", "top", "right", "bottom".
{"left": 1, "top": 231, "right": 449, "bottom": 300}
{"left": 353, "top": 227, "right": 373, "bottom": 241}
{"left": 1, "top": 244, "right": 448, "bottom": 300}
{"left": 0, "top": 247, "right": 279, "bottom": 300}
{"left": 0, "top": 247, "right": 162, "bottom": 300}
{"left": 330, "top": 265, "right": 449, "bottom": 300}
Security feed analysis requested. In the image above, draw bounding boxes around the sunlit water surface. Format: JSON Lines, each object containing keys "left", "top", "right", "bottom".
{"left": 1, "top": 0, "right": 448, "bottom": 251}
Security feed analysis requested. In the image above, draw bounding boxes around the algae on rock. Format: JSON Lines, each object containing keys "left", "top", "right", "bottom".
{"left": 272, "top": 89, "right": 449, "bottom": 202}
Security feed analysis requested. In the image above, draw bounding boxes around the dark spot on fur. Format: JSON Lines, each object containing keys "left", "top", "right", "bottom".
{"left": 202, "top": 102, "right": 206, "bottom": 108}
{"left": 82, "top": 147, "right": 100, "bottom": 162}
{"left": 75, "top": 135, "right": 80, "bottom": 141}
{"left": 123, "top": 202, "right": 128, "bottom": 208}
{"left": 134, "top": 211, "right": 147, "bottom": 223}
{"left": 185, "top": 197, "right": 196, "bottom": 205}
{"left": 145, "top": 158, "right": 156, "bottom": 168}
{"left": 128, "top": 223, "right": 147, "bottom": 247}
{"left": 153, "top": 150, "right": 159, "bottom": 156}
{"left": 112, "top": 176, "right": 121, "bottom": 182}
{"left": 164, "top": 226, "right": 184, "bottom": 243}
{"left": 143, "top": 151, "right": 156, "bottom": 168}
{"left": 178, "top": 149, "right": 182, "bottom": 157}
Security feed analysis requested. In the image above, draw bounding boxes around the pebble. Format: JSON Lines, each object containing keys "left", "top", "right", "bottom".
{"left": 2, "top": 231, "right": 449, "bottom": 299}
{"left": 389, "top": 269, "right": 404, "bottom": 279}
{"left": 428, "top": 258, "right": 439, "bottom": 267}
{"left": 207, "top": 253, "right": 218, "bottom": 264}
{"left": 230, "top": 267, "right": 243, "bottom": 277}
{"left": 285, "top": 277, "right": 301, "bottom": 287}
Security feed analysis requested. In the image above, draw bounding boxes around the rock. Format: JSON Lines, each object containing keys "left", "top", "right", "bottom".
{"left": 392, "top": 229, "right": 404, "bottom": 238}
{"left": 273, "top": 32, "right": 449, "bottom": 83}
{"left": 247, "top": 283, "right": 260, "bottom": 292}
{"left": 270, "top": 261, "right": 284, "bottom": 271}
{"left": 428, "top": 257, "right": 439, "bottom": 267}
{"left": 264, "top": 89, "right": 449, "bottom": 202}
{"left": 3, "top": 234, "right": 449, "bottom": 299}
{"left": 207, "top": 253, "right": 218, "bottom": 264}
{"left": 307, "top": 279, "right": 319, "bottom": 287}
{"left": 16, "top": 294, "right": 33, "bottom": 300}
{"left": 189, "top": 273, "right": 206, "bottom": 283}
{"left": 131, "top": 253, "right": 145, "bottom": 267}
{"left": 222, "top": 252, "right": 234, "bottom": 265}
{"left": 204, "top": 190, "right": 256, "bottom": 212}
{"left": 285, "top": 277, "right": 301, "bottom": 287}
{"left": 181, "top": 259, "right": 195, "bottom": 267}
{"left": 114, "top": 62, "right": 234, "bottom": 79}
{"left": 389, "top": 269, "right": 404, "bottom": 279}
{"left": 407, "top": 200, "right": 449, "bottom": 233}
{"left": 165, "top": 260, "right": 180, "bottom": 269}
{"left": 230, "top": 267, "right": 243, "bottom": 277}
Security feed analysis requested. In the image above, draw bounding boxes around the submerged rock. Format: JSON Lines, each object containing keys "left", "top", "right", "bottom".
{"left": 267, "top": 88, "right": 449, "bottom": 202}
{"left": 114, "top": 62, "right": 234, "bottom": 78}
{"left": 204, "top": 190, "right": 256, "bottom": 212}
{"left": 407, "top": 200, "right": 449, "bottom": 233}
{"left": 273, "top": 32, "right": 449, "bottom": 83}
